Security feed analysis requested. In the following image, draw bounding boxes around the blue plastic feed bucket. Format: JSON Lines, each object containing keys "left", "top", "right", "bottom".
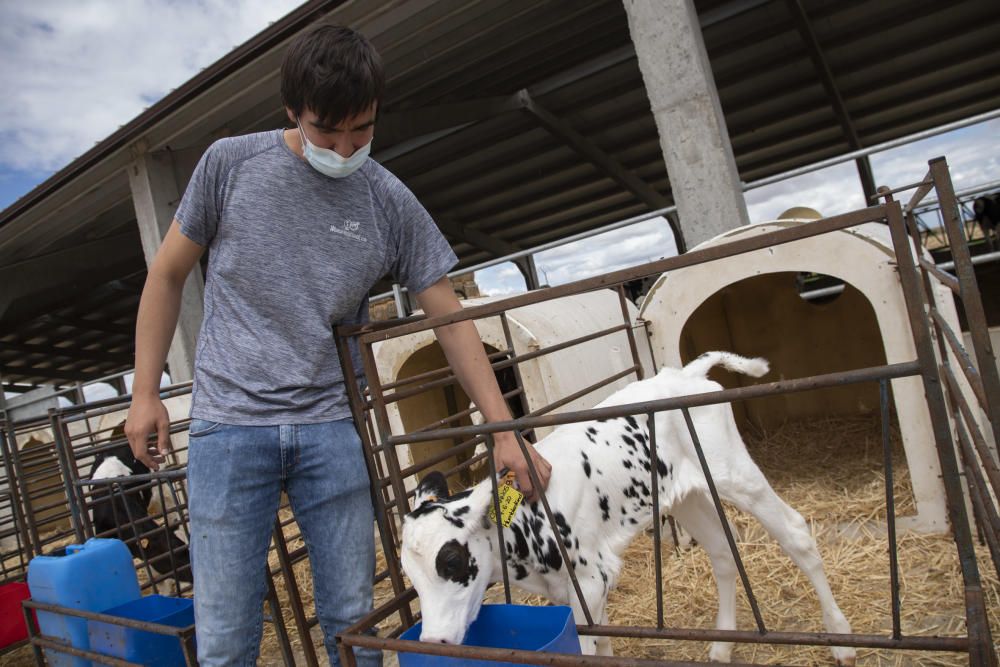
{"left": 87, "top": 595, "right": 195, "bottom": 667}
{"left": 397, "top": 604, "right": 580, "bottom": 667}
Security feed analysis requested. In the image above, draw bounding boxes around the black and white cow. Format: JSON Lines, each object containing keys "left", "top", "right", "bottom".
{"left": 90, "top": 442, "right": 192, "bottom": 583}
{"left": 401, "top": 352, "right": 854, "bottom": 665}
{"left": 973, "top": 194, "right": 1000, "bottom": 251}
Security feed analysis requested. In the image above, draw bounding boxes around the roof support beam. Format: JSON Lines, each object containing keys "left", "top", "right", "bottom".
{"left": 1, "top": 341, "right": 132, "bottom": 366}
{"left": 42, "top": 315, "right": 132, "bottom": 338}
{"left": 0, "top": 364, "right": 104, "bottom": 383}
{"left": 0, "top": 231, "right": 144, "bottom": 324}
{"left": 378, "top": 94, "right": 526, "bottom": 144}
{"left": 519, "top": 90, "right": 684, "bottom": 252}
{"left": 438, "top": 218, "right": 539, "bottom": 290}
{"left": 785, "top": 0, "right": 878, "bottom": 204}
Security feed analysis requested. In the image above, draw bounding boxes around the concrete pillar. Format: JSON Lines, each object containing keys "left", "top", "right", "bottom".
{"left": 127, "top": 147, "right": 203, "bottom": 383}
{"left": 624, "top": 0, "right": 750, "bottom": 248}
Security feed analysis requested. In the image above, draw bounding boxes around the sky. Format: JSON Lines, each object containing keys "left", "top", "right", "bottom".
{"left": 2, "top": 1, "right": 1000, "bottom": 398}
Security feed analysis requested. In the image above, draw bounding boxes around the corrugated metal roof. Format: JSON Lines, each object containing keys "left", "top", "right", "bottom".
{"left": 2, "top": 0, "right": 999, "bottom": 388}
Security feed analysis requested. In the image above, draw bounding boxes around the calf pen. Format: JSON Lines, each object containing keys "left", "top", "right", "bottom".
{"left": 2, "top": 385, "right": 342, "bottom": 666}
{"left": 333, "top": 157, "right": 1000, "bottom": 666}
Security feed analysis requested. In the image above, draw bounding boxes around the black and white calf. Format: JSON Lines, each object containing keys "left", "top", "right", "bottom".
{"left": 401, "top": 352, "right": 854, "bottom": 665}
{"left": 90, "top": 442, "right": 192, "bottom": 583}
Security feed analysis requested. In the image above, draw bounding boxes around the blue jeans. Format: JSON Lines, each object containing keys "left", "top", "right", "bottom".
{"left": 186, "top": 418, "right": 381, "bottom": 667}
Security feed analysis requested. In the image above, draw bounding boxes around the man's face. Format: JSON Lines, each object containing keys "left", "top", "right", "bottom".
{"left": 288, "top": 103, "right": 376, "bottom": 158}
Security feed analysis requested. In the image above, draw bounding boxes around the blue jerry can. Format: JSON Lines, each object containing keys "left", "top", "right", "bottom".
{"left": 27, "top": 538, "right": 141, "bottom": 667}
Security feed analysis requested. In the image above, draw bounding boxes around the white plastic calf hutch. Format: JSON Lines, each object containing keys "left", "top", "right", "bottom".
{"left": 371, "top": 290, "right": 654, "bottom": 489}
{"left": 638, "top": 217, "right": 969, "bottom": 533}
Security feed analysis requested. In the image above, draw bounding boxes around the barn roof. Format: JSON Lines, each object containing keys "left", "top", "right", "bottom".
{"left": 2, "top": 0, "right": 999, "bottom": 389}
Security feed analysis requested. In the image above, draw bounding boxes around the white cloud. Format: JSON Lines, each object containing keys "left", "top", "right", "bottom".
{"left": 0, "top": 0, "right": 304, "bottom": 172}
{"left": 745, "top": 117, "right": 1000, "bottom": 226}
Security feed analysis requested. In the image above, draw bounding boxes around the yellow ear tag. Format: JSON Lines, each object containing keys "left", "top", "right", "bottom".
{"left": 488, "top": 471, "right": 524, "bottom": 528}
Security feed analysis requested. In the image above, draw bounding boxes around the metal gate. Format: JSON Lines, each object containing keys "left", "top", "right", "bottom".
{"left": 334, "top": 156, "right": 999, "bottom": 666}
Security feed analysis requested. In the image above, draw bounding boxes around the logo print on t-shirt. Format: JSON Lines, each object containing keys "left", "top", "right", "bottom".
{"left": 330, "top": 219, "right": 366, "bottom": 242}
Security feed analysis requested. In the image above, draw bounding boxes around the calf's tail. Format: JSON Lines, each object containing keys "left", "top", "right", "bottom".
{"left": 681, "top": 352, "right": 769, "bottom": 379}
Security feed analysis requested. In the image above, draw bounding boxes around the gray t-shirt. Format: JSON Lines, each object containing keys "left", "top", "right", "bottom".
{"left": 175, "top": 129, "right": 457, "bottom": 425}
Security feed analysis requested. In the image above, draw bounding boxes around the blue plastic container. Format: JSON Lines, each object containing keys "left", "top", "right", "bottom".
{"left": 398, "top": 604, "right": 581, "bottom": 667}
{"left": 27, "top": 538, "right": 141, "bottom": 667}
{"left": 88, "top": 595, "right": 195, "bottom": 667}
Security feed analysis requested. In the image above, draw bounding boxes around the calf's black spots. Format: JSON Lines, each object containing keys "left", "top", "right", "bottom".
{"left": 509, "top": 524, "right": 530, "bottom": 559}
{"left": 542, "top": 538, "right": 563, "bottom": 571}
{"left": 581, "top": 452, "right": 592, "bottom": 478}
{"left": 599, "top": 495, "right": 610, "bottom": 521}
{"left": 435, "top": 539, "right": 478, "bottom": 587}
{"left": 514, "top": 563, "right": 529, "bottom": 580}
{"left": 554, "top": 512, "right": 572, "bottom": 540}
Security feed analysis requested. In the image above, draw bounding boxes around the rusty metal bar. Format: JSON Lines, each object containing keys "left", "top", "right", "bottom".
{"left": 681, "top": 408, "right": 766, "bottom": 634}
{"left": 388, "top": 362, "right": 922, "bottom": 446}
{"left": 9, "top": 426, "right": 45, "bottom": 557}
{"left": 413, "top": 387, "right": 523, "bottom": 434}
{"left": 334, "top": 332, "right": 414, "bottom": 628}
{"left": 617, "top": 285, "right": 643, "bottom": 381}
{"left": 931, "top": 157, "right": 1000, "bottom": 453}
{"left": 341, "top": 586, "right": 419, "bottom": 638}
{"left": 955, "top": 419, "right": 1000, "bottom": 568}
{"left": 359, "top": 334, "right": 413, "bottom": 526}
{"left": 264, "top": 565, "right": 296, "bottom": 667}
{"left": 382, "top": 354, "right": 502, "bottom": 405}
{"left": 647, "top": 412, "right": 663, "bottom": 629}
{"left": 389, "top": 436, "right": 486, "bottom": 488}
{"left": 879, "top": 380, "right": 901, "bottom": 639}
{"left": 24, "top": 599, "right": 195, "bottom": 634}
{"left": 963, "top": 457, "right": 1000, "bottom": 584}
{"left": 498, "top": 322, "right": 632, "bottom": 370}
{"left": 381, "top": 349, "right": 509, "bottom": 392}
{"left": 500, "top": 312, "right": 535, "bottom": 441}
{"left": 520, "top": 366, "right": 639, "bottom": 422}
{"left": 28, "top": 637, "right": 141, "bottom": 666}
{"left": 0, "top": 426, "right": 31, "bottom": 572}
{"left": 271, "top": 518, "right": 320, "bottom": 667}
{"left": 905, "top": 171, "right": 935, "bottom": 211}
{"left": 941, "top": 364, "right": 1000, "bottom": 501}
{"left": 931, "top": 308, "right": 989, "bottom": 409}
{"left": 485, "top": 433, "right": 512, "bottom": 604}
{"left": 359, "top": 205, "right": 890, "bottom": 345}
{"left": 886, "top": 198, "right": 997, "bottom": 666}
{"left": 513, "top": 430, "right": 594, "bottom": 625}
{"left": 48, "top": 412, "right": 85, "bottom": 543}
{"left": 917, "top": 257, "right": 960, "bottom": 293}
{"left": 381, "top": 321, "right": 632, "bottom": 408}
{"left": 869, "top": 178, "right": 934, "bottom": 202}
{"left": 578, "top": 624, "right": 969, "bottom": 650}
{"left": 21, "top": 601, "right": 46, "bottom": 665}
{"left": 341, "top": 633, "right": 768, "bottom": 667}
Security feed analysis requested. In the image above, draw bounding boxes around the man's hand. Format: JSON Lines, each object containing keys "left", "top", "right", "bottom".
{"left": 123, "top": 396, "right": 172, "bottom": 472}
{"left": 492, "top": 431, "right": 551, "bottom": 502}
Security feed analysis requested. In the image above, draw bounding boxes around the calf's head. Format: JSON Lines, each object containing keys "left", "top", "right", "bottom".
{"left": 401, "top": 472, "right": 496, "bottom": 645}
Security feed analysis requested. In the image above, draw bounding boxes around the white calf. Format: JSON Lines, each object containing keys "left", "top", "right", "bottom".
{"left": 401, "top": 352, "right": 854, "bottom": 664}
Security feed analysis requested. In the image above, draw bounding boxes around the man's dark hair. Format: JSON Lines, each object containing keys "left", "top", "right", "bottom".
{"left": 281, "top": 25, "right": 384, "bottom": 126}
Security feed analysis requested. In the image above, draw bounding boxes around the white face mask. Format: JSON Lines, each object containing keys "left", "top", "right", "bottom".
{"left": 297, "top": 120, "right": 371, "bottom": 178}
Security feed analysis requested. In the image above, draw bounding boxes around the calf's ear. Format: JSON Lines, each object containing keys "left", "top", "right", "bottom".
{"left": 414, "top": 471, "right": 450, "bottom": 508}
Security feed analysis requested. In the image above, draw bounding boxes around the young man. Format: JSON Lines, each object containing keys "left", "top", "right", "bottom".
{"left": 124, "top": 25, "right": 550, "bottom": 666}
